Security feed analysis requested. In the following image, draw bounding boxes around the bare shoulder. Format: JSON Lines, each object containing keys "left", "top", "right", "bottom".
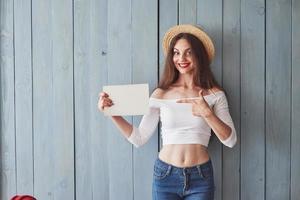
{"left": 150, "top": 88, "right": 165, "bottom": 99}
{"left": 209, "top": 86, "right": 223, "bottom": 94}
{"left": 211, "top": 87, "right": 222, "bottom": 92}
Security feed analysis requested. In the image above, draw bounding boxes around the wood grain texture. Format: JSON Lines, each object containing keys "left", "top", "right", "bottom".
{"left": 291, "top": 0, "right": 300, "bottom": 199}
{"left": 266, "top": 0, "right": 291, "bottom": 199}
{"left": 74, "top": 0, "right": 109, "bottom": 199}
{"left": 179, "top": 0, "right": 197, "bottom": 24}
{"left": 32, "top": 0, "right": 55, "bottom": 198}
{"left": 223, "top": 0, "right": 241, "bottom": 199}
{"left": 14, "top": 0, "right": 34, "bottom": 195}
{"left": 0, "top": 0, "right": 16, "bottom": 199}
{"left": 241, "top": 0, "right": 266, "bottom": 200}
{"left": 74, "top": 0, "right": 94, "bottom": 198}
{"left": 32, "top": 0, "right": 74, "bottom": 199}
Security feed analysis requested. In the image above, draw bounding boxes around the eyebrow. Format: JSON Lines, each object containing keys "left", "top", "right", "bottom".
{"left": 173, "top": 48, "right": 191, "bottom": 51}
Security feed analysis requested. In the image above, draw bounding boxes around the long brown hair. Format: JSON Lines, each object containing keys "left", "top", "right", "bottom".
{"left": 158, "top": 33, "right": 222, "bottom": 91}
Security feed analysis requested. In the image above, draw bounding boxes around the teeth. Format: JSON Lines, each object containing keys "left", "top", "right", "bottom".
{"left": 179, "top": 63, "right": 189, "bottom": 67}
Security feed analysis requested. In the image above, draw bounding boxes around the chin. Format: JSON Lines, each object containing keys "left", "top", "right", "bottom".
{"left": 177, "top": 67, "right": 194, "bottom": 74}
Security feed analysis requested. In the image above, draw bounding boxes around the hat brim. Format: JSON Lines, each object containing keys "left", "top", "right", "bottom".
{"left": 162, "top": 24, "right": 215, "bottom": 63}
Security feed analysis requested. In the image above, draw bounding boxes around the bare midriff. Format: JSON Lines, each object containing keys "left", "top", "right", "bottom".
{"left": 158, "top": 144, "right": 210, "bottom": 167}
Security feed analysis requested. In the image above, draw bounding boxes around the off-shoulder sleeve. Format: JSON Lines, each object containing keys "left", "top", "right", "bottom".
{"left": 213, "top": 92, "right": 237, "bottom": 148}
{"left": 126, "top": 98, "right": 160, "bottom": 148}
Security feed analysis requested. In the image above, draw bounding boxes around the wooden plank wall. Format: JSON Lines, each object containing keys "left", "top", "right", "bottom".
{"left": 1, "top": 0, "right": 299, "bottom": 200}
{"left": 241, "top": 0, "right": 265, "bottom": 200}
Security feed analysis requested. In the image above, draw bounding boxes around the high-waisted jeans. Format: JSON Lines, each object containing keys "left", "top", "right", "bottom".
{"left": 152, "top": 158, "right": 215, "bottom": 200}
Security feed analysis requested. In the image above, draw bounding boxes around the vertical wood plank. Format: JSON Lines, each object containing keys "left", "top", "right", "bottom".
{"left": 291, "top": 0, "right": 300, "bottom": 199}
{"left": 51, "top": 1, "right": 75, "bottom": 198}
{"left": 107, "top": 0, "right": 133, "bottom": 199}
{"left": 74, "top": 1, "right": 92, "bottom": 199}
{"left": 32, "top": 1, "right": 56, "bottom": 197}
{"left": 32, "top": 0, "right": 74, "bottom": 199}
{"left": 88, "top": 0, "right": 109, "bottom": 195}
{"left": 74, "top": 0, "right": 109, "bottom": 199}
{"left": 159, "top": 0, "right": 178, "bottom": 82}
{"left": 222, "top": 0, "right": 241, "bottom": 199}
{"left": 0, "top": 0, "right": 16, "bottom": 199}
{"left": 132, "top": 0, "right": 158, "bottom": 199}
{"left": 197, "top": 1, "right": 223, "bottom": 199}
{"left": 179, "top": 0, "right": 197, "bottom": 24}
{"left": 240, "top": 0, "right": 266, "bottom": 200}
{"left": 266, "top": 0, "right": 291, "bottom": 199}
{"left": 14, "top": 0, "right": 34, "bottom": 194}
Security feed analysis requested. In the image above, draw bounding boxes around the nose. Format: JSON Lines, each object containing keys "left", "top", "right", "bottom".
{"left": 179, "top": 53, "right": 187, "bottom": 61}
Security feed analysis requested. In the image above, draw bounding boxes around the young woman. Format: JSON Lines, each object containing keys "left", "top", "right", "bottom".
{"left": 98, "top": 24, "right": 237, "bottom": 200}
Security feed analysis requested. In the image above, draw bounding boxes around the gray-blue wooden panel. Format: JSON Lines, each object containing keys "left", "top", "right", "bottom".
{"left": 179, "top": 0, "right": 197, "bottom": 24}
{"left": 222, "top": 0, "right": 241, "bottom": 199}
{"left": 197, "top": 1, "right": 223, "bottom": 199}
{"left": 14, "top": 0, "right": 34, "bottom": 195}
{"left": 132, "top": 0, "right": 158, "bottom": 199}
{"left": 74, "top": 0, "right": 109, "bottom": 199}
{"left": 74, "top": 0, "right": 94, "bottom": 199}
{"left": 291, "top": 1, "right": 300, "bottom": 199}
{"left": 240, "top": 0, "right": 266, "bottom": 200}
{"left": 88, "top": 0, "right": 110, "bottom": 197}
{"left": 32, "top": 0, "right": 55, "bottom": 198}
{"left": 266, "top": 0, "right": 291, "bottom": 199}
{"left": 0, "top": 0, "right": 16, "bottom": 199}
{"left": 32, "top": 0, "right": 74, "bottom": 199}
{"left": 107, "top": 0, "right": 133, "bottom": 199}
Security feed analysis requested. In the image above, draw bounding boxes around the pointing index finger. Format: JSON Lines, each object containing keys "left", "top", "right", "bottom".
{"left": 176, "top": 99, "right": 195, "bottom": 104}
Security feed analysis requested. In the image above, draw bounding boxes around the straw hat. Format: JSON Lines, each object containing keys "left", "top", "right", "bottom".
{"left": 162, "top": 24, "right": 215, "bottom": 63}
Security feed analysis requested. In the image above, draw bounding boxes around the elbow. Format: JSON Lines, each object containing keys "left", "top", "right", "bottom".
{"left": 221, "top": 128, "right": 237, "bottom": 148}
{"left": 226, "top": 133, "right": 237, "bottom": 148}
{"left": 126, "top": 126, "right": 146, "bottom": 148}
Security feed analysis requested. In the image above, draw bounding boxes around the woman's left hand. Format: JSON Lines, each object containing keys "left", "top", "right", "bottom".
{"left": 176, "top": 90, "right": 213, "bottom": 118}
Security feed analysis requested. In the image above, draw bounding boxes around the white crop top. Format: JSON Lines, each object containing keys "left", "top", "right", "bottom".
{"left": 127, "top": 91, "right": 237, "bottom": 148}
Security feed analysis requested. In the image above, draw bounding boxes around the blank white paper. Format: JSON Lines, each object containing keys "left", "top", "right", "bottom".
{"left": 102, "top": 83, "right": 149, "bottom": 116}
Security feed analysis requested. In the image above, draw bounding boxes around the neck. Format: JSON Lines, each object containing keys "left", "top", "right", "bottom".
{"left": 176, "top": 74, "right": 195, "bottom": 89}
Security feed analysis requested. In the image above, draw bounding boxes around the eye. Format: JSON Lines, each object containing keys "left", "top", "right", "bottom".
{"left": 173, "top": 51, "right": 180, "bottom": 55}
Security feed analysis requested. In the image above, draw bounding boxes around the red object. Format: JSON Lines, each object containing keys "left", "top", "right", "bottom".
{"left": 11, "top": 195, "right": 37, "bottom": 200}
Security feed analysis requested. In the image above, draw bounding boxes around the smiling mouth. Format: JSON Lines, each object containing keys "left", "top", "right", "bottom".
{"left": 178, "top": 63, "right": 190, "bottom": 68}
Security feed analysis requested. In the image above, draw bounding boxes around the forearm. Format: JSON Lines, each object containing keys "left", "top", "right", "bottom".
{"left": 203, "top": 111, "right": 232, "bottom": 141}
{"left": 110, "top": 116, "right": 133, "bottom": 138}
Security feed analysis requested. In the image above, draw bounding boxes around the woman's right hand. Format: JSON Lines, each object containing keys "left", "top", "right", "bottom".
{"left": 97, "top": 92, "right": 133, "bottom": 139}
{"left": 97, "top": 92, "right": 114, "bottom": 112}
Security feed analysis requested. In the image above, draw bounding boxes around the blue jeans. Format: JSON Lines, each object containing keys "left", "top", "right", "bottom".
{"left": 152, "top": 158, "right": 215, "bottom": 200}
